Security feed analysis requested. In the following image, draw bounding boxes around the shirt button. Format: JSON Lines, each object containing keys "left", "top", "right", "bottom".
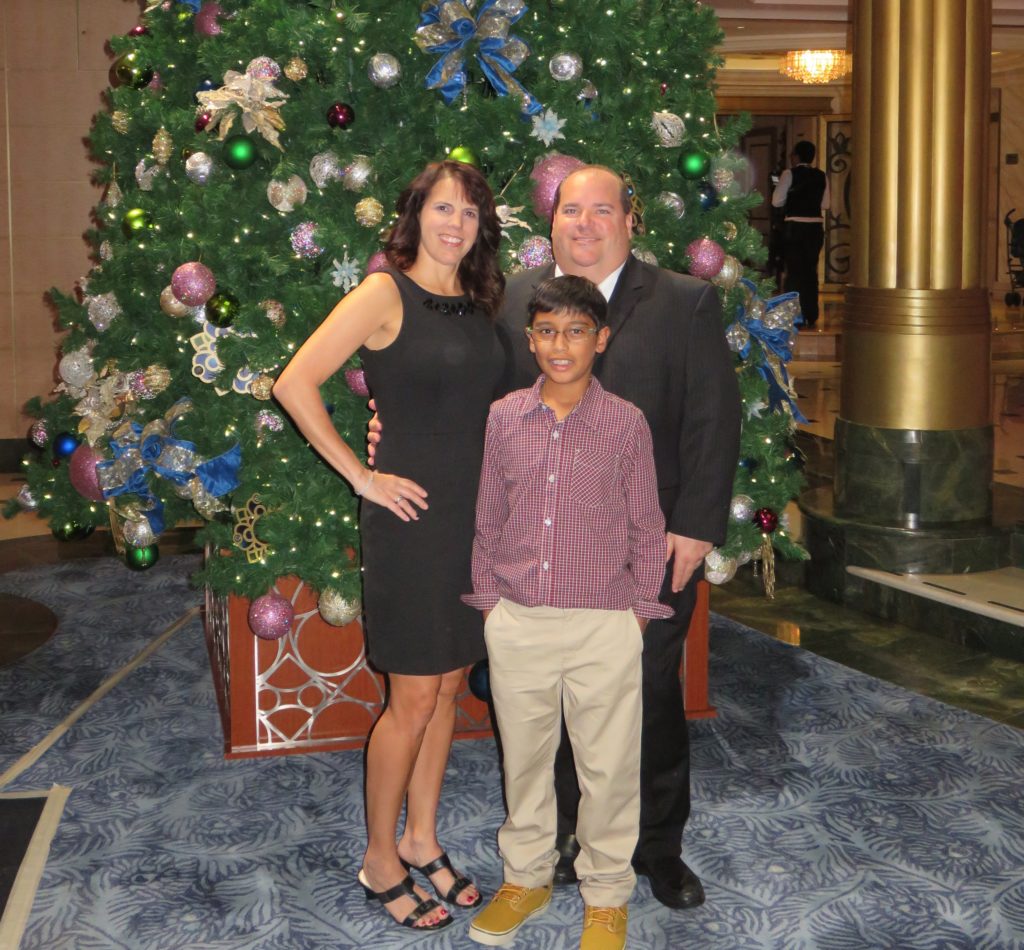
{"left": 552, "top": 431, "right": 560, "bottom": 439}
{"left": 544, "top": 518, "right": 552, "bottom": 526}
{"left": 542, "top": 561, "right": 549, "bottom": 570}
{"left": 548, "top": 474, "right": 555, "bottom": 483}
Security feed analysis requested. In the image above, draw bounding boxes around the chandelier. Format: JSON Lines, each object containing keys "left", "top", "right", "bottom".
{"left": 778, "top": 49, "right": 850, "bottom": 85}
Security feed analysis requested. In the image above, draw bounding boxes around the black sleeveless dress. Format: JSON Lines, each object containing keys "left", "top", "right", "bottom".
{"left": 358, "top": 268, "right": 505, "bottom": 675}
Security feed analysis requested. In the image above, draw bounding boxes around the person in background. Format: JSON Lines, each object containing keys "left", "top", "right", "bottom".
{"left": 771, "top": 140, "right": 830, "bottom": 328}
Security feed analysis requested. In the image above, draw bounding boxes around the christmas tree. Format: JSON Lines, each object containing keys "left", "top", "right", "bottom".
{"left": 11, "top": 0, "right": 805, "bottom": 616}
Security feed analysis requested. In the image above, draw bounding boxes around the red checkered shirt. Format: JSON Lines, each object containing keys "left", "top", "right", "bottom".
{"left": 463, "top": 376, "right": 674, "bottom": 620}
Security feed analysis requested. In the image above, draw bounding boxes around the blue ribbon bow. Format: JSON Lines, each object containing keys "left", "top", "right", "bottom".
{"left": 97, "top": 399, "right": 241, "bottom": 534}
{"left": 732, "top": 279, "right": 808, "bottom": 423}
{"left": 416, "top": 0, "right": 542, "bottom": 114}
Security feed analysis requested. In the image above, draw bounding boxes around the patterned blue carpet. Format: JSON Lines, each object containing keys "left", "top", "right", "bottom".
{"left": 0, "top": 557, "right": 1022, "bottom": 949}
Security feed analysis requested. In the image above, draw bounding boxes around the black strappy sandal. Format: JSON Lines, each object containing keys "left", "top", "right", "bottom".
{"left": 400, "top": 852, "right": 483, "bottom": 908}
{"left": 357, "top": 868, "right": 453, "bottom": 930}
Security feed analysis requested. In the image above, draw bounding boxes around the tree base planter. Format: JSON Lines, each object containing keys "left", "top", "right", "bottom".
{"left": 204, "top": 578, "right": 714, "bottom": 760}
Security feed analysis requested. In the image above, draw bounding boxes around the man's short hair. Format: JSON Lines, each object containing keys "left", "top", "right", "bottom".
{"left": 527, "top": 275, "right": 608, "bottom": 328}
{"left": 551, "top": 165, "right": 632, "bottom": 218}
{"left": 793, "top": 140, "right": 816, "bottom": 164}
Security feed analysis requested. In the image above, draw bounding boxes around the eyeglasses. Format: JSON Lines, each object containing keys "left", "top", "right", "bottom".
{"left": 524, "top": 326, "right": 599, "bottom": 344}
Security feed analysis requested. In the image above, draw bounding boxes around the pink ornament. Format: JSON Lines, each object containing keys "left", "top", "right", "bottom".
{"left": 686, "top": 237, "right": 725, "bottom": 281}
{"left": 249, "top": 591, "right": 294, "bottom": 640}
{"left": 366, "top": 251, "right": 389, "bottom": 275}
{"left": 148, "top": 71, "right": 163, "bottom": 90}
{"left": 171, "top": 262, "right": 216, "bottom": 306}
{"left": 519, "top": 236, "right": 554, "bottom": 269}
{"left": 530, "top": 153, "right": 586, "bottom": 220}
{"left": 29, "top": 419, "right": 49, "bottom": 448}
{"left": 290, "top": 221, "right": 323, "bottom": 258}
{"left": 68, "top": 444, "right": 105, "bottom": 502}
{"left": 194, "top": 2, "right": 224, "bottom": 36}
{"left": 345, "top": 368, "right": 370, "bottom": 398}
{"left": 246, "top": 57, "right": 281, "bottom": 81}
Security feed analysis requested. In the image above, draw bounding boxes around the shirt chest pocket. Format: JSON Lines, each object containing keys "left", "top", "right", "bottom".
{"left": 569, "top": 449, "right": 621, "bottom": 508}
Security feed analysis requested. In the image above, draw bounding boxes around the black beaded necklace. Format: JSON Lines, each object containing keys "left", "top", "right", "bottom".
{"left": 422, "top": 297, "right": 475, "bottom": 317}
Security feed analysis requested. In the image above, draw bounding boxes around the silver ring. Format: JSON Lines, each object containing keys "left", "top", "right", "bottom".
{"left": 395, "top": 495, "right": 403, "bottom": 503}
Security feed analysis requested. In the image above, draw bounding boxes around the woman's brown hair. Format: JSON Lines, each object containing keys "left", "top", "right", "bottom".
{"left": 384, "top": 160, "right": 505, "bottom": 317}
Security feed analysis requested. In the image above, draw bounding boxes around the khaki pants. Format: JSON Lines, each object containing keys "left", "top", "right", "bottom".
{"left": 485, "top": 598, "right": 643, "bottom": 907}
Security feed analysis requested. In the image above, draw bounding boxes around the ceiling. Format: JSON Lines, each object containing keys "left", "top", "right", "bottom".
{"left": 711, "top": 0, "right": 1024, "bottom": 54}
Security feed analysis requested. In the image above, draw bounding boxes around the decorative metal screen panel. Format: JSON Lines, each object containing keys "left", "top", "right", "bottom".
{"left": 824, "top": 116, "right": 853, "bottom": 286}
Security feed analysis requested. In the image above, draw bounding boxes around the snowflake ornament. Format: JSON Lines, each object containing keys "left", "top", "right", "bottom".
{"left": 531, "top": 109, "right": 566, "bottom": 147}
{"left": 331, "top": 253, "right": 361, "bottom": 293}
{"left": 746, "top": 398, "right": 768, "bottom": 420}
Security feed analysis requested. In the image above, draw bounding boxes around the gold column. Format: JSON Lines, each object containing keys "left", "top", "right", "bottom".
{"left": 844, "top": 0, "right": 991, "bottom": 431}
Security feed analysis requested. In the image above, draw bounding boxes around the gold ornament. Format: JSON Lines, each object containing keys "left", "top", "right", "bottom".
{"left": 284, "top": 57, "right": 308, "bottom": 82}
{"left": 250, "top": 374, "right": 275, "bottom": 401}
{"left": 143, "top": 364, "right": 171, "bottom": 396}
{"left": 722, "top": 221, "right": 738, "bottom": 241}
{"left": 355, "top": 197, "right": 384, "bottom": 228}
{"left": 711, "top": 255, "right": 741, "bottom": 290}
{"left": 233, "top": 494, "right": 270, "bottom": 563}
{"left": 152, "top": 127, "right": 173, "bottom": 164}
{"left": 160, "top": 285, "right": 191, "bottom": 317}
{"left": 111, "top": 110, "right": 130, "bottom": 134}
{"left": 318, "top": 588, "right": 362, "bottom": 627}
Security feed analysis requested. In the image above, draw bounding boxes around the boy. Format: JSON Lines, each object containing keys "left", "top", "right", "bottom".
{"left": 463, "top": 275, "right": 673, "bottom": 949}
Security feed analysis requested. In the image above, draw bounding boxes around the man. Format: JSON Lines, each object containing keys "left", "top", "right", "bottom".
{"left": 771, "top": 140, "right": 830, "bottom": 328}
{"left": 497, "top": 166, "right": 741, "bottom": 910}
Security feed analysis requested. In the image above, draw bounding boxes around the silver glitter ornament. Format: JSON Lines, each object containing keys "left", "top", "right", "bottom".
{"left": 343, "top": 155, "right": 373, "bottom": 192}
{"left": 712, "top": 167, "right": 735, "bottom": 191}
{"left": 16, "top": 484, "right": 37, "bottom": 511}
{"left": 267, "top": 174, "right": 308, "bottom": 212}
{"left": 651, "top": 111, "right": 685, "bottom": 148}
{"left": 704, "top": 549, "right": 738, "bottom": 585}
{"left": 318, "top": 588, "right": 362, "bottom": 626}
{"left": 309, "top": 151, "right": 343, "bottom": 189}
{"left": 135, "top": 158, "right": 164, "bottom": 191}
{"left": 632, "top": 248, "right": 659, "bottom": 267}
{"left": 123, "top": 518, "right": 156, "bottom": 548}
{"left": 368, "top": 52, "right": 401, "bottom": 88}
{"left": 549, "top": 52, "right": 583, "bottom": 82}
{"left": 29, "top": 420, "right": 49, "bottom": 448}
{"left": 577, "top": 80, "right": 598, "bottom": 102}
{"left": 260, "top": 299, "right": 286, "bottom": 328}
{"left": 59, "top": 348, "right": 94, "bottom": 389}
{"left": 99, "top": 241, "right": 113, "bottom": 261}
{"left": 657, "top": 191, "right": 685, "bottom": 219}
{"left": 725, "top": 323, "right": 750, "bottom": 354}
{"left": 730, "top": 494, "right": 756, "bottom": 522}
{"left": 87, "top": 292, "right": 121, "bottom": 332}
{"left": 185, "top": 151, "right": 214, "bottom": 185}
{"left": 160, "top": 285, "right": 191, "bottom": 317}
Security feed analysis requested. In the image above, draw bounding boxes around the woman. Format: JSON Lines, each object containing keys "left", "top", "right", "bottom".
{"left": 273, "top": 160, "right": 505, "bottom": 932}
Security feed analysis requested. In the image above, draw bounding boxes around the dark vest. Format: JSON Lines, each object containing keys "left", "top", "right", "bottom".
{"left": 784, "top": 164, "right": 826, "bottom": 218}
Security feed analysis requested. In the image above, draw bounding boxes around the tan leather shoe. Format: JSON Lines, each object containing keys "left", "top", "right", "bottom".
{"left": 580, "top": 904, "right": 628, "bottom": 950}
{"left": 468, "top": 882, "right": 552, "bottom": 946}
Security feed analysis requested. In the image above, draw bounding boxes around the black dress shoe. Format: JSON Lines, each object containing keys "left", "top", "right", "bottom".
{"left": 552, "top": 833, "right": 580, "bottom": 886}
{"left": 632, "top": 855, "right": 705, "bottom": 909}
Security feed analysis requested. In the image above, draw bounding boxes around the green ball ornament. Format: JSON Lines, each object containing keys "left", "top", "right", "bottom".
{"left": 112, "top": 51, "right": 154, "bottom": 89}
{"left": 679, "top": 148, "right": 711, "bottom": 180}
{"left": 448, "top": 145, "right": 481, "bottom": 167}
{"left": 125, "top": 543, "right": 160, "bottom": 571}
{"left": 206, "top": 292, "right": 240, "bottom": 328}
{"left": 223, "top": 135, "right": 257, "bottom": 170}
{"left": 122, "top": 207, "right": 154, "bottom": 237}
{"left": 52, "top": 522, "right": 95, "bottom": 542}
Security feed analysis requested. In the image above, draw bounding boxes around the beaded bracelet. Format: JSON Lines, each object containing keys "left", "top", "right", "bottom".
{"left": 355, "top": 470, "right": 375, "bottom": 497}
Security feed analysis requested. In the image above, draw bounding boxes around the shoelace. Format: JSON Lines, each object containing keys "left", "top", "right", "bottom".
{"left": 494, "top": 883, "right": 530, "bottom": 905}
{"left": 585, "top": 907, "right": 626, "bottom": 930}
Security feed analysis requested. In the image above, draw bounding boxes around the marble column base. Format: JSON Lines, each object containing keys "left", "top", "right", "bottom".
{"left": 800, "top": 486, "right": 1009, "bottom": 603}
{"left": 834, "top": 420, "right": 992, "bottom": 527}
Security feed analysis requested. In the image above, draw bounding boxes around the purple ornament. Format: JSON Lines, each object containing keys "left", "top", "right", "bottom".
{"left": 194, "top": 1, "right": 224, "bottom": 36}
{"left": 255, "top": 409, "right": 284, "bottom": 433}
{"left": 148, "top": 71, "right": 163, "bottom": 90}
{"left": 290, "top": 221, "right": 323, "bottom": 258}
{"left": 752, "top": 508, "right": 779, "bottom": 534}
{"left": 345, "top": 368, "right": 370, "bottom": 398}
{"left": 366, "top": 251, "right": 388, "bottom": 275}
{"left": 519, "top": 236, "right": 554, "bottom": 269}
{"left": 29, "top": 419, "right": 49, "bottom": 448}
{"left": 530, "top": 153, "right": 586, "bottom": 220}
{"left": 686, "top": 237, "right": 725, "bottom": 281}
{"left": 68, "top": 444, "right": 105, "bottom": 502}
{"left": 249, "top": 591, "right": 294, "bottom": 640}
{"left": 246, "top": 57, "right": 281, "bottom": 81}
{"left": 171, "top": 262, "right": 216, "bottom": 306}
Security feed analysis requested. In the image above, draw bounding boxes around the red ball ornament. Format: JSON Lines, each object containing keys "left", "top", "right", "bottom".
{"left": 195, "top": 111, "right": 212, "bottom": 132}
{"left": 752, "top": 508, "right": 778, "bottom": 534}
{"left": 326, "top": 102, "right": 355, "bottom": 129}
{"left": 128, "top": 24, "right": 149, "bottom": 37}
{"left": 660, "top": 82, "right": 668, "bottom": 96}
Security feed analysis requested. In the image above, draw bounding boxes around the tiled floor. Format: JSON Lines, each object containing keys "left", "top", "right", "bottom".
{"left": 3, "top": 299, "right": 1022, "bottom": 727}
